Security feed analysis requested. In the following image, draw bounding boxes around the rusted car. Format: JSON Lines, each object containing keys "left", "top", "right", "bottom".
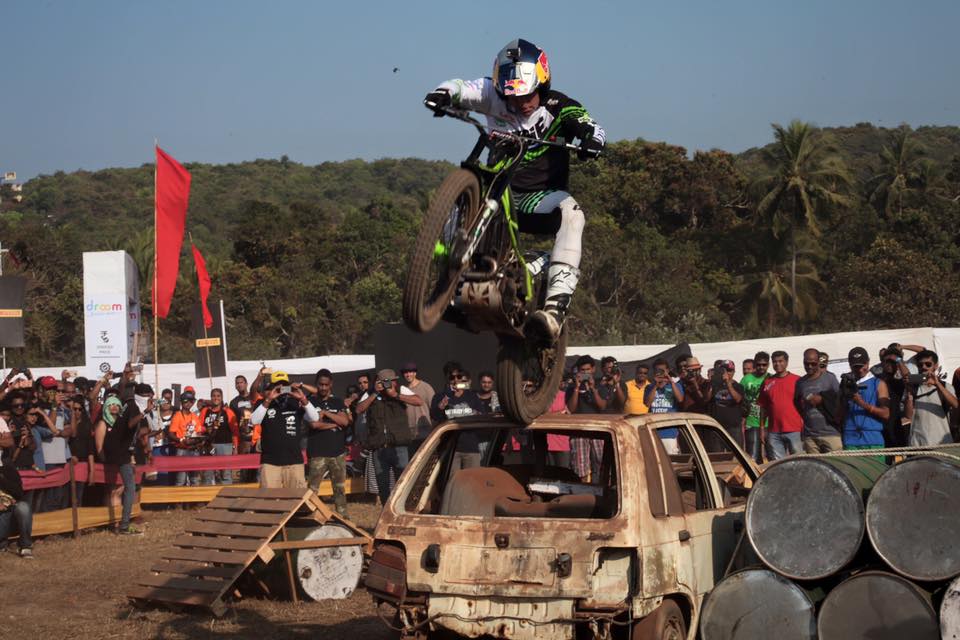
{"left": 366, "top": 412, "right": 760, "bottom": 640}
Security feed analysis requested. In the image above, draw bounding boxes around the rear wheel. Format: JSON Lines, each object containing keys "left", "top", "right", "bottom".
{"left": 402, "top": 169, "right": 481, "bottom": 333}
{"left": 496, "top": 328, "right": 567, "bottom": 425}
{"left": 632, "top": 600, "right": 686, "bottom": 640}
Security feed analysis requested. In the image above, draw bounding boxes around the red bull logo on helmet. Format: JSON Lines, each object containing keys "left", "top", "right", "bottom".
{"left": 503, "top": 77, "right": 528, "bottom": 95}
{"left": 536, "top": 51, "right": 550, "bottom": 83}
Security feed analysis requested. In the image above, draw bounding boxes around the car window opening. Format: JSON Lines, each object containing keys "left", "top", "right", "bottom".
{"left": 403, "top": 427, "right": 619, "bottom": 519}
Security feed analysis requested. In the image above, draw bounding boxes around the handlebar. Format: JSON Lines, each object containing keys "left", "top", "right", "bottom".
{"left": 424, "top": 102, "right": 581, "bottom": 152}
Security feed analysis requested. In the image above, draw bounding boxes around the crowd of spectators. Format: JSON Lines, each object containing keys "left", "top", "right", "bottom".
{"left": 3, "top": 339, "right": 959, "bottom": 557}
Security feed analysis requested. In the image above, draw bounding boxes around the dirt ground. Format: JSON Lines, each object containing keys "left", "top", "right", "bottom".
{"left": 0, "top": 499, "right": 397, "bottom": 640}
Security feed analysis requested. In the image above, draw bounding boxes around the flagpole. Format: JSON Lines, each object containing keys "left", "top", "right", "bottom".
{"left": 153, "top": 140, "right": 160, "bottom": 394}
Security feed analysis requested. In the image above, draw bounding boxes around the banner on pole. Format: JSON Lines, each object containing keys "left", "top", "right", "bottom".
{"left": 0, "top": 275, "right": 26, "bottom": 347}
{"left": 83, "top": 252, "right": 140, "bottom": 375}
{"left": 190, "top": 302, "right": 226, "bottom": 378}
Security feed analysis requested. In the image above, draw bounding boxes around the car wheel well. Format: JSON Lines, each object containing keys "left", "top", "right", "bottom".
{"left": 663, "top": 594, "right": 692, "bottom": 633}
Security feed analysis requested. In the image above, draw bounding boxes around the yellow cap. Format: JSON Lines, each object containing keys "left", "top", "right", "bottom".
{"left": 270, "top": 371, "right": 290, "bottom": 384}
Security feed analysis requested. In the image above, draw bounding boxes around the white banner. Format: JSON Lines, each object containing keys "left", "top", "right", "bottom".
{"left": 83, "top": 251, "right": 140, "bottom": 375}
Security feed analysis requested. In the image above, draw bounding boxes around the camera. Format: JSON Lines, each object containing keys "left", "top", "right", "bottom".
{"left": 577, "top": 372, "right": 591, "bottom": 383}
{"left": 453, "top": 381, "right": 470, "bottom": 391}
{"left": 839, "top": 373, "right": 865, "bottom": 401}
{"left": 279, "top": 385, "right": 292, "bottom": 394}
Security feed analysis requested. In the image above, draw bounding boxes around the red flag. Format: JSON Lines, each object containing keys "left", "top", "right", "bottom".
{"left": 153, "top": 146, "right": 191, "bottom": 318}
{"left": 191, "top": 244, "right": 213, "bottom": 329}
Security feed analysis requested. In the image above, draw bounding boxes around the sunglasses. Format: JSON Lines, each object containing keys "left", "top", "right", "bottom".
{"left": 920, "top": 362, "right": 936, "bottom": 369}
{"left": 11, "top": 403, "right": 24, "bottom": 409}
{"left": 803, "top": 361, "right": 819, "bottom": 367}
{"left": 448, "top": 374, "right": 466, "bottom": 381}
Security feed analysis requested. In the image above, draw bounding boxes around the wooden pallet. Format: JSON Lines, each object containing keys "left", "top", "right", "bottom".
{"left": 127, "top": 487, "right": 371, "bottom": 616}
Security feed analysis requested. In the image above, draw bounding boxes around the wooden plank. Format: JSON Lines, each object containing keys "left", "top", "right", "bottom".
{"left": 218, "top": 487, "right": 309, "bottom": 500}
{"left": 205, "top": 496, "right": 305, "bottom": 512}
{"left": 185, "top": 521, "right": 277, "bottom": 538}
{"left": 281, "top": 526, "right": 299, "bottom": 604}
{"left": 194, "top": 510, "right": 286, "bottom": 526}
{"left": 269, "top": 537, "right": 367, "bottom": 551}
{"left": 173, "top": 535, "right": 264, "bottom": 552}
{"left": 257, "top": 544, "right": 276, "bottom": 565}
{"left": 150, "top": 562, "right": 240, "bottom": 579}
{"left": 161, "top": 547, "right": 250, "bottom": 564}
{"left": 138, "top": 574, "right": 229, "bottom": 593}
{"left": 29, "top": 503, "right": 142, "bottom": 538}
{"left": 128, "top": 585, "right": 219, "bottom": 607}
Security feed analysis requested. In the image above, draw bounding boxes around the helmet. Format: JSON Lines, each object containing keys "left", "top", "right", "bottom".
{"left": 492, "top": 38, "right": 550, "bottom": 98}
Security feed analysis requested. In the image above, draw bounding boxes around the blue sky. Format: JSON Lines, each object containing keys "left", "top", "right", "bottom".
{"left": 2, "top": 0, "right": 959, "bottom": 179}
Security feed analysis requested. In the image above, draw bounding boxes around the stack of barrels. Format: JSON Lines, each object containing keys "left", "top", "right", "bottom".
{"left": 699, "top": 447, "right": 960, "bottom": 639}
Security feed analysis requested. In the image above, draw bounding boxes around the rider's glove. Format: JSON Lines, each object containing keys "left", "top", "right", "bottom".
{"left": 424, "top": 89, "right": 452, "bottom": 116}
{"left": 578, "top": 136, "right": 604, "bottom": 160}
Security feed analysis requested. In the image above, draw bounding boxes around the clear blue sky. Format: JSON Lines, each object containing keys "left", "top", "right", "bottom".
{"left": 3, "top": 0, "right": 959, "bottom": 180}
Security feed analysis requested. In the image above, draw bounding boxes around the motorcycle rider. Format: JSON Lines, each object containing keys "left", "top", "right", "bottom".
{"left": 424, "top": 38, "right": 606, "bottom": 341}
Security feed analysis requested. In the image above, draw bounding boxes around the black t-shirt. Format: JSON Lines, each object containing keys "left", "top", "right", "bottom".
{"left": 230, "top": 395, "right": 254, "bottom": 442}
{"left": 102, "top": 402, "right": 143, "bottom": 466}
{"left": 204, "top": 407, "right": 234, "bottom": 444}
{"left": 566, "top": 381, "right": 601, "bottom": 414}
{"left": 3, "top": 417, "right": 34, "bottom": 470}
{"left": 69, "top": 415, "right": 95, "bottom": 459}
{"left": 258, "top": 397, "right": 305, "bottom": 466}
{"left": 305, "top": 395, "right": 347, "bottom": 458}
{"left": 598, "top": 381, "right": 628, "bottom": 414}
{"left": 430, "top": 389, "right": 486, "bottom": 423}
{"left": 710, "top": 381, "right": 745, "bottom": 434}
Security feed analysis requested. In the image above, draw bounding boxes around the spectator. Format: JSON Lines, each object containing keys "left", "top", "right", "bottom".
{"left": 598, "top": 356, "right": 627, "bottom": 413}
{"left": 250, "top": 371, "right": 319, "bottom": 489}
{"left": 644, "top": 358, "right": 685, "bottom": 454}
{"left": 169, "top": 389, "right": 205, "bottom": 487}
{"left": 624, "top": 363, "right": 650, "bottom": 414}
{"left": 95, "top": 384, "right": 153, "bottom": 535}
{"left": 796, "top": 348, "right": 842, "bottom": 453}
{"left": 879, "top": 347, "right": 911, "bottom": 447}
{"left": 305, "top": 369, "right": 350, "bottom": 517}
{"left": 566, "top": 356, "right": 606, "bottom": 479}
{"left": 68, "top": 395, "right": 97, "bottom": 502}
{"left": 161, "top": 388, "right": 174, "bottom": 406}
{"left": 905, "top": 349, "right": 958, "bottom": 446}
{"left": 0, "top": 455, "right": 31, "bottom": 558}
{"left": 229, "top": 374, "right": 259, "bottom": 482}
{"left": 758, "top": 351, "right": 803, "bottom": 460}
{"left": 742, "top": 359, "right": 755, "bottom": 377}
{"left": 3, "top": 393, "right": 36, "bottom": 470}
{"left": 707, "top": 360, "right": 745, "bottom": 447}
{"left": 838, "top": 347, "right": 890, "bottom": 452}
{"left": 358, "top": 369, "right": 423, "bottom": 504}
{"left": 401, "top": 362, "right": 435, "bottom": 445}
{"left": 740, "top": 351, "right": 769, "bottom": 464}
{"left": 431, "top": 365, "right": 486, "bottom": 423}
{"left": 476, "top": 371, "right": 500, "bottom": 414}
{"left": 199, "top": 389, "right": 238, "bottom": 484}
{"left": 681, "top": 357, "right": 711, "bottom": 413}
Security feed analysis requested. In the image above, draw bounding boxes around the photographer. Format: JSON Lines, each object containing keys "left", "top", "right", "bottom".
{"left": 904, "top": 349, "right": 957, "bottom": 446}
{"left": 838, "top": 347, "right": 890, "bottom": 451}
{"left": 250, "top": 371, "right": 320, "bottom": 489}
{"left": 357, "top": 369, "right": 423, "bottom": 504}
{"left": 566, "top": 355, "right": 607, "bottom": 414}
{"left": 707, "top": 360, "right": 745, "bottom": 447}
{"left": 168, "top": 389, "right": 205, "bottom": 487}
{"left": 644, "top": 358, "right": 686, "bottom": 454}
{"left": 680, "top": 357, "right": 711, "bottom": 413}
{"left": 879, "top": 346, "right": 912, "bottom": 447}
{"left": 796, "top": 348, "right": 842, "bottom": 453}
{"left": 597, "top": 356, "right": 627, "bottom": 414}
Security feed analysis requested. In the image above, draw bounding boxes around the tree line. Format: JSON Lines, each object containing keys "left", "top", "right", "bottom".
{"left": 1, "top": 122, "right": 959, "bottom": 366}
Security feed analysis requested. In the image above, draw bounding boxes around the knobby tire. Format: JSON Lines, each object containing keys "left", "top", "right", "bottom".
{"left": 402, "top": 169, "right": 481, "bottom": 333}
{"left": 496, "top": 329, "right": 567, "bottom": 425}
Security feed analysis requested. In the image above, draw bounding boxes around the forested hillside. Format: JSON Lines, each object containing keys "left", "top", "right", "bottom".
{"left": 2, "top": 122, "right": 959, "bottom": 365}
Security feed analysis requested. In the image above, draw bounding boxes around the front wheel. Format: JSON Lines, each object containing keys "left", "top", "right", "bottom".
{"left": 496, "top": 329, "right": 567, "bottom": 425}
{"left": 402, "top": 169, "right": 481, "bottom": 333}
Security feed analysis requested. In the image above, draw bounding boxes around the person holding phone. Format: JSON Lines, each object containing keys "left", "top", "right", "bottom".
{"left": 250, "top": 371, "right": 320, "bottom": 489}
{"left": 905, "top": 349, "right": 958, "bottom": 446}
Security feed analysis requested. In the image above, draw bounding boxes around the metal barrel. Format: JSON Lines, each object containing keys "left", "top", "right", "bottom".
{"left": 699, "top": 568, "right": 818, "bottom": 640}
{"left": 866, "top": 447, "right": 960, "bottom": 581}
{"left": 941, "top": 575, "right": 960, "bottom": 640}
{"left": 818, "top": 570, "right": 939, "bottom": 640}
{"left": 745, "top": 456, "right": 888, "bottom": 579}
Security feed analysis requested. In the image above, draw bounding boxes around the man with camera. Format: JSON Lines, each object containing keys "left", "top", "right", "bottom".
{"left": 904, "top": 349, "right": 957, "bottom": 446}
{"left": 597, "top": 356, "right": 627, "bottom": 414}
{"left": 758, "top": 351, "right": 803, "bottom": 460}
{"left": 838, "top": 347, "right": 890, "bottom": 451}
{"left": 796, "top": 349, "right": 842, "bottom": 453}
{"left": 707, "top": 360, "right": 745, "bottom": 447}
{"left": 357, "top": 368, "right": 424, "bottom": 504}
{"left": 250, "top": 371, "right": 321, "bottom": 489}
{"left": 168, "top": 388, "right": 205, "bottom": 487}
{"left": 644, "top": 358, "right": 686, "bottom": 454}
{"left": 680, "top": 357, "right": 712, "bottom": 413}
{"left": 565, "top": 355, "right": 607, "bottom": 479}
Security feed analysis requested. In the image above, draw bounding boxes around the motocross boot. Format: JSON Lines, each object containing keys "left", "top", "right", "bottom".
{"left": 527, "top": 262, "right": 579, "bottom": 343}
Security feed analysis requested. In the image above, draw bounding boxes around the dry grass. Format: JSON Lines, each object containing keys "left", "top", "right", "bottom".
{"left": 0, "top": 499, "right": 395, "bottom": 639}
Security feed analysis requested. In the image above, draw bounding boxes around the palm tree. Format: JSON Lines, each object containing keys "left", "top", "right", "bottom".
{"left": 753, "top": 120, "right": 852, "bottom": 324}
{"left": 741, "top": 233, "right": 825, "bottom": 333}
{"left": 867, "top": 126, "right": 926, "bottom": 218}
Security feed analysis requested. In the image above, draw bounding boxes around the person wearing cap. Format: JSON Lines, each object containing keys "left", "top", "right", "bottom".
{"left": 169, "top": 389, "right": 205, "bottom": 487}
{"left": 680, "top": 357, "right": 711, "bottom": 414}
{"left": 904, "top": 349, "right": 957, "bottom": 447}
{"left": 356, "top": 368, "right": 423, "bottom": 505}
{"left": 400, "top": 362, "right": 435, "bottom": 449}
{"left": 598, "top": 356, "right": 627, "bottom": 414}
{"left": 707, "top": 360, "right": 745, "bottom": 448}
{"left": 758, "top": 351, "right": 803, "bottom": 460}
{"left": 838, "top": 347, "right": 890, "bottom": 452}
{"left": 796, "top": 348, "right": 842, "bottom": 453}
{"left": 250, "top": 371, "right": 321, "bottom": 489}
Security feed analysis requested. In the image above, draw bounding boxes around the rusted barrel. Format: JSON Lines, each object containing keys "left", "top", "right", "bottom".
{"left": 699, "top": 568, "right": 818, "bottom": 640}
{"left": 817, "top": 571, "right": 938, "bottom": 640}
{"left": 745, "top": 456, "right": 887, "bottom": 579}
{"left": 941, "top": 576, "right": 960, "bottom": 640}
{"left": 866, "top": 447, "right": 960, "bottom": 581}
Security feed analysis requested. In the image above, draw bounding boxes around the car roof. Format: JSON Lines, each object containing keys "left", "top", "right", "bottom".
{"left": 433, "top": 412, "right": 719, "bottom": 432}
